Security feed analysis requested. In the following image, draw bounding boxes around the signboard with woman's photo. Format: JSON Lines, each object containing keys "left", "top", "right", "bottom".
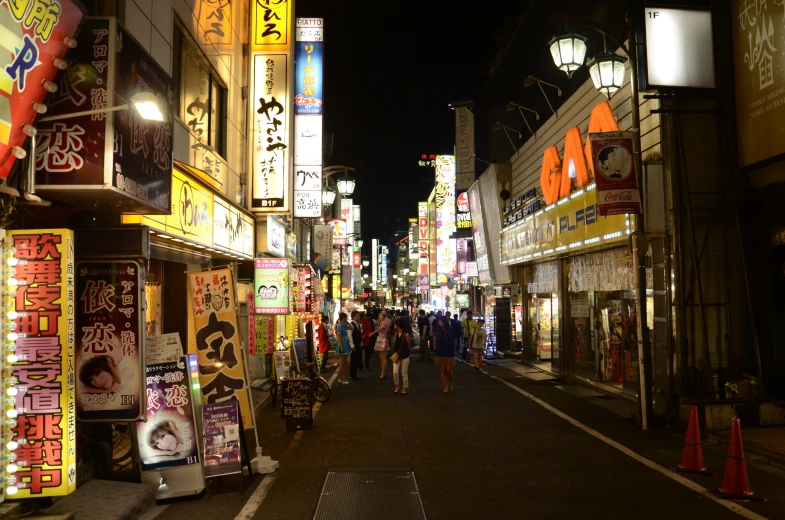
{"left": 76, "top": 261, "right": 145, "bottom": 421}
{"left": 136, "top": 360, "right": 200, "bottom": 471}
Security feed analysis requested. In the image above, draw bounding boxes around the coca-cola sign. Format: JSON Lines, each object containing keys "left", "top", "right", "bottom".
{"left": 588, "top": 131, "right": 642, "bottom": 216}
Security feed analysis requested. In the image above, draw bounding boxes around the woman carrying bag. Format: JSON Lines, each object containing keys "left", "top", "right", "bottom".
{"left": 391, "top": 318, "right": 412, "bottom": 395}
{"left": 371, "top": 309, "right": 391, "bottom": 380}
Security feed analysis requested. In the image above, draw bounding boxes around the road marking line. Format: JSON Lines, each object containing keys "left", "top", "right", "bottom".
{"left": 233, "top": 371, "right": 338, "bottom": 520}
{"left": 484, "top": 372, "right": 768, "bottom": 520}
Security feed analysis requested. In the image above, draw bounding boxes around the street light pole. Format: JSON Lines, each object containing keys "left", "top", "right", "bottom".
{"left": 551, "top": 10, "right": 652, "bottom": 429}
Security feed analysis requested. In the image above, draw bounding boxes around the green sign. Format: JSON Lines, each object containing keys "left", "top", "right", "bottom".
{"left": 254, "top": 258, "right": 291, "bottom": 314}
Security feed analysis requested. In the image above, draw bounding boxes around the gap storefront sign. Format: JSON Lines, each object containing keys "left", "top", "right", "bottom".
{"left": 500, "top": 184, "right": 630, "bottom": 265}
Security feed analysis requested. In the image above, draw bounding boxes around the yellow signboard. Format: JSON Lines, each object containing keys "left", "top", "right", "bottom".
{"left": 124, "top": 169, "right": 213, "bottom": 246}
{"left": 188, "top": 268, "right": 253, "bottom": 430}
{"left": 4, "top": 229, "right": 76, "bottom": 498}
{"left": 500, "top": 185, "right": 630, "bottom": 265}
{"left": 251, "top": 0, "right": 292, "bottom": 51}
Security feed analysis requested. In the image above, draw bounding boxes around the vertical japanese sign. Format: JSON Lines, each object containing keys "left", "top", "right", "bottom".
{"left": 588, "top": 132, "right": 642, "bottom": 216}
{"left": 254, "top": 258, "right": 291, "bottom": 314}
{"left": 135, "top": 360, "right": 199, "bottom": 472}
{"left": 292, "top": 264, "right": 312, "bottom": 313}
{"left": 113, "top": 24, "right": 173, "bottom": 212}
{"left": 469, "top": 181, "right": 493, "bottom": 285}
{"left": 250, "top": 0, "right": 292, "bottom": 212}
{"left": 313, "top": 225, "right": 333, "bottom": 270}
{"left": 76, "top": 261, "right": 144, "bottom": 421}
{"left": 435, "top": 155, "right": 457, "bottom": 282}
{"left": 371, "top": 238, "right": 378, "bottom": 289}
{"left": 341, "top": 199, "right": 354, "bottom": 244}
{"left": 254, "top": 315, "right": 275, "bottom": 355}
{"left": 187, "top": 268, "right": 253, "bottom": 430}
{"left": 454, "top": 106, "right": 475, "bottom": 238}
{"left": 202, "top": 401, "right": 242, "bottom": 477}
{"left": 0, "top": 0, "right": 86, "bottom": 180}
{"left": 5, "top": 229, "right": 76, "bottom": 498}
{"left": 408, "top": 218, "right": 418, "bottom": 261}
{"left": 293, "top": 18, "right": 324, "bottom": 217}
{"left": 418, "top": 202, "right": 429, "bottom": 289}
{"left": 341, "top": 264, "right": 352, "bottom": 299}
{"left": 35, "top": 18, "right": 114, "bottom": 187}
{"left": 352, "top": 252, "right": 361, "bottom": 268}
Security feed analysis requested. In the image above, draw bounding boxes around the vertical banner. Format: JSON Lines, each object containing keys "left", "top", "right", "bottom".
{"left": 250, "top": 0, "right": 293, "bottom": 212}
{"left": 254, "top": 259, "right": 291, "bottom": 314}
{"left": 0, "top": 0, "right": 86, "bottom": 179}
{"left": 468, "top": 182, "right": 493, "bottom": 284}
{"left": 328, "top": 218, "right": 347, "bottom": 245}
{"left": 313, "top": 225, "right": 333, "bottom": 270}
{"left": 292, "top": 264, "right": 313, "bottom": 313}
{"left": 340, "top": 199, "right": 354, "bottom": 243}
{"left": 136, "top": 360, "right": 199, "bottom": 471}
{"left": 293, "top": 18, "right": 324, "bottom": 217}
{"left": 187, "top": 269, "right": 253, "bottom": 430}
{"left": 454, "top": 107, "right": 475, "bottom": 238}
{"left": 371, "top": 238, "right": 379, "bottom": 289}
{"left": 408, "top": 218, "right": 418, "bottom": 261}
{"left": 76, "top": 261, "right": 144, "bottom": 421}
{"left": 341, "top": 264, "right": 352, "bottom": 299}
{"left": 589, "top": 132, "right": 642, "bottom": 216}
{"left": 435, "top": 155, "right": 457, "bottom": 282}
{"left": 5, "top": 230, "right": 76, "bottom": 498}
{"left": 418, "top": 202, "right": 429, "bottom": 289}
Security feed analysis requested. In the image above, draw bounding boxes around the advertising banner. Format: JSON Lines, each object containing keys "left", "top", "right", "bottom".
{"left": 408, "top": 219, "right": 418, "bottom": 260}
{"left": 251, "top": 53, "right": 290, "bottom": 211}
{"left": 187, "top": 268, "right": 253, "bottom": 429}
{"left": 213, "top": 196, "right": 254, "bottom": 258}
{"left": 76, "top": 260, "right": 144, "bottom": 421}
{"left": 455, "top": 107, "right": 475, "bottom": 191}
{"left": 328, "top": 218, "right": 347, "bottom": 245}
{"left": 435, "top": 155, "right": 457, "bottom": 280}
{"left": 341, "top": 264, "right": 352, "bottom": 299}
{"left": 418, "top": 202, "right": 429, "bottom": 286}
{"left": 478, "top": 166, "right": 510, "bottom": 284}
{"left": 112, "top": 24, "right": 174, "bottom": 213}
{"left": 293, "top": 264, "right": 313, "bottom": 313}
{"left": 732, "top": 0, "right": 785, "bottom": 167}
{"left": 146, "top": 333, "right": 182, "bottom": 364}
{"left": 252, "top": 0, "right": 292, "bottom": 51}
{"left": 0, "top": 0, "right": 86, "bottom": 179}
{"left": 341, "top": 199, "right": 354, "bottom": 243}
{"left": 136, "top": 360, "right": 199, "bottom": 472}
{"left": 5, "top": 229, "right": 76, "bottom": 498}
{"left": 35, "top": 18, "right": 113, "bottom": 187}
{"left": 254, "top": 258, "right": 291, "bottom": 314}
{"left": 468, "top": 182, "right": 492, "bottom": 285}
{"left": 589, "top": 132, "right": 642, "bottom": 216}
{"left": 500, "top": 186, "right": 629, "bottom": 265}
{"left": 455, "top": 191, "right": 472, "bottom": 238}
{"left": 254, "top": 315, "right": 275, "bottom": 355}
{"left": 313, "top": 224, "right": 333, "bottom": 270}
{"left": 353, "top": 252, "right": 361, "bottom": 268}
{"left": 202, "top": 401, "right": 242, "bottom": 477}
{"left": 294, "top": 30, "right": 323, "bottom": 115}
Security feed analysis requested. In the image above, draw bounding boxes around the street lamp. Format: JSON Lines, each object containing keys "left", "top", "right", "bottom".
{"left": 362, "top": 260, "right": 369, "bottom": 267}
{"left": 548, "top": 34, "right": 587, "bottom": 78}
{"left": 39, "top": 91, "right": 166, "bottom": 123}
{"left": 588, "top": 52, "right": 627, "bottom": 97}
{"left": 322, "top": 185, "right": 336, "bottom": 206}
{"left": 336, "top": 174, "right": 355, "bottom": 196}
{"left": 356, "top": 239, "right": 364, "bottom": 248}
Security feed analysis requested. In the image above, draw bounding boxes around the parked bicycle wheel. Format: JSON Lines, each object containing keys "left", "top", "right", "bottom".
{"left": 312, "top": 377, "right": 331, "bottom": 403}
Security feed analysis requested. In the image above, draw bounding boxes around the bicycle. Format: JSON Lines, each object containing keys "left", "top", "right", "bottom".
{"left": 303, "top": 361, "right": 331, "bottom": 403}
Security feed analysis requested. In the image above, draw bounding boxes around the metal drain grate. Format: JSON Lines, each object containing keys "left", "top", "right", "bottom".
{"left": 313, "top": 471, "right": 426, "bottom": 520}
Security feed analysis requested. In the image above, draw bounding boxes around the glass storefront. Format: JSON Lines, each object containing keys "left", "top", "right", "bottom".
{"left": 525, "top": 262, "right": 560, "bottom": 373}
{"left": 566, "top": 248, "right": 640, "bottom": 394}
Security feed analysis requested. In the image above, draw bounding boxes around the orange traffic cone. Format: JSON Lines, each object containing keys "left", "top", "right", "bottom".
{"left": 678, "top": 405, "right": 710, "bottom": 475}
{"left": 718, "top": 417, "right": 761, "bottom": 500}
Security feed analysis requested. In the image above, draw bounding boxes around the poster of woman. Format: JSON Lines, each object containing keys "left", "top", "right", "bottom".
{"left": 135, "top": 360, "right": 200, "bottom": 471}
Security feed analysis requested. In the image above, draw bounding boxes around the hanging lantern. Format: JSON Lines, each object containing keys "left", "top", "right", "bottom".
{"left": 588, "top": 52, "right": 627, "bottom": 97}
{"left": 336, "top": 175, "right": 356, "bottom": 196}
{"left": 548, "top": 34, "right": 588, "bottom": 77}
{"left": 322, "top": 186, "right": 336, "bottom": 205}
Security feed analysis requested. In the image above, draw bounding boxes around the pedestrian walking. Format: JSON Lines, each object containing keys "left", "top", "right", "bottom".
{"left": 471, "top": 319, "right": 487, "bottom": 372}
{"left": 451, "top": 313, "right": 462, "bottom": 353}
{"left": 335, "top": 312, "right": 352, "bottom": 384}
{"left": 434, "top": 316, "right": 456, "bottom": 393}
{"left": 461, "top": 311, "right": 478, "bottom": 361}
{"left": 372, "top": 309, "right": 391, "bottom": 379}
{"left": 391, "top": 319, "right": 412, "bottom": 395}
{"left": 350, "top": 311, "right": 363, "bottom": 380}
{"left": 359, "top": 311, "right": 373, "bottom": 370}
{"left": 417, "top": 309, "right": 432, "bottom": 362}
{"left": 317, "top": 315, "right": 331, "bottom": 371}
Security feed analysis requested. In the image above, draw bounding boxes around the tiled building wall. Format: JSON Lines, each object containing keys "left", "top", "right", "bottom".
{"left": 122, "top": 0, "right": 250, "bottom": 206}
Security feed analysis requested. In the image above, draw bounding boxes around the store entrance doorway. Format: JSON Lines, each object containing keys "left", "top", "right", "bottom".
{"left": 528, "top": 293, "right": 560, "bottom": 373}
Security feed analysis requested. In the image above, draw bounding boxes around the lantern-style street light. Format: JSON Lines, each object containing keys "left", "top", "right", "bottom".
{"left": 588, "top": 52, "right": 627, "bottom": 97}
{"left": 322, "top": 185, "right": 336, "bottom": 206}
{"left": 548, "top": 34, "right": 587, "bottom": 78}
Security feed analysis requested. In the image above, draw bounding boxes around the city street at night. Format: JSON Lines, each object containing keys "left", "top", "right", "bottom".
{"left": 153, "top": 355, "right": 785, "bottom": 520}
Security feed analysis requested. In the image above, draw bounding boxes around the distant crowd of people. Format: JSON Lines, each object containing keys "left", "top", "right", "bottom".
{"left": 314, "top": 308, "right": 488, "bottom": 395}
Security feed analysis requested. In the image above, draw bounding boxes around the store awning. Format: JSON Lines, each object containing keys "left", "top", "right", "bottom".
{"left": 122, "top": 163, "right": 255, "bottom": 262}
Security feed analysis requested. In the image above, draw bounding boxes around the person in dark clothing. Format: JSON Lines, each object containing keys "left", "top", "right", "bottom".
{"left": 434, "top": 316, "right": 456, "bottom": 393}
{"left": 417, "top": 309, "right": 432, "bottom": 362}
{"left": 359, "top": 311, "right": 374, "bottom": 370}
{"left": 350, "top": 310, "right": 363, "bottom": 380}
{"left": 451, "top": 313, "right": 463, "bottom": 353}
{"left": 392, "top": 318, "right": 412, "bottom": 395}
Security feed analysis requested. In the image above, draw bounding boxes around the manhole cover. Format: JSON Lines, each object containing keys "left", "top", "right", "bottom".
{"left": 313, "top": 470, "right": 426, "bottom": 520}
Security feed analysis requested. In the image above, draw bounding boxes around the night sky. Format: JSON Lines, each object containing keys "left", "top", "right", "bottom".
{"left": 295, "top": 0, "right": 528, "bottom": 246}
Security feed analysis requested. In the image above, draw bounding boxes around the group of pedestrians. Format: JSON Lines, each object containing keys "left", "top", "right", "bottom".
{"left": 315, "top": 307, "right": 487, "bottom": 395}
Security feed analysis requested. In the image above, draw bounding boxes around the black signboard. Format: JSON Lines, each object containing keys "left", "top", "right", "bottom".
{"left": 494, "top": 297, "right": 512, "bottom": 352}
{"left": 112, "top": 24, "right": 173, "bottom": 213}
{"left": 281, "top": 377, "right": 312, "bottom": 430}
